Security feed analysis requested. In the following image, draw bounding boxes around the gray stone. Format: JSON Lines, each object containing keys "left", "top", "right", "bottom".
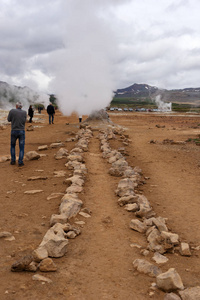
{"left": 156, "top": 268, "right": 184, "bottom": 292}
{"left": 39, "top": 223, "right": 69, "bottom": 258}
{"left": 53, "top": 170, "right": 66, "bottom": 177}
{"left": 133, "top": 259, "right": 162, "bottom": 277}
{"left": 25, "top": 151, "right": 40, "bottom": 160}
{"left": 59, "top": 195, "right": 83, "bottom": 219}
{"left": 136, "top": 195, "right": 154, "bottom": 218}
{"left": 130, "top": 219, "right": 147, "bottom": 233}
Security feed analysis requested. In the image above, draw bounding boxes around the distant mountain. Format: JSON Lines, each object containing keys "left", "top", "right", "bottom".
{"left": 115, "top": 83, "right": 200, "bottom": 105}
{"left": 0, "top": 81, "right": 49, "bottom": 109}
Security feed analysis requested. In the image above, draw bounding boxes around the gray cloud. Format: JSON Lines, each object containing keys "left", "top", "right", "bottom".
{"left": 0, "top": 0, "right": 200, "bottom": 113}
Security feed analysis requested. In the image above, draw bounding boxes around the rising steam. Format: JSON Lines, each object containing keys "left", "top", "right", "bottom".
{"left": 49, "top": 0, "right": 123, "bottom": 116}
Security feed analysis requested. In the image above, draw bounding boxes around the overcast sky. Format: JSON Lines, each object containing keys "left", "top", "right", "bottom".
{"left": 1, "top": 0, "right": 200, "bottom": 99}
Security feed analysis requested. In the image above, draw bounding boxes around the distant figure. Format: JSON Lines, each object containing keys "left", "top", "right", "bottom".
{"left": 38, "top": 106, "right": 42, "bottom": 114}
{"left": 28, "top": 105, "right": 34, "bottom": 123}
{"left": 7, "top": 102, "right": 27, "bottom": 167}
{"left": 79, "top": 115, "right": 82, "bottom": 123}
{"left": 47, "top": 103, "right": 55, "bottom": 124}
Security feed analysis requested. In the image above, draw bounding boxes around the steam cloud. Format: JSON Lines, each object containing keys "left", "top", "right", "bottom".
{"left": 49, "top": 0, "right": 127, "bottom": 116}
{"left": 0, "top": 82, "right": 49, "bottom": 110}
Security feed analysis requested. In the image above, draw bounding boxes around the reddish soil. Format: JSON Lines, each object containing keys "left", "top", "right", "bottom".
{"left": 0, "top": 110, "right": 199, "bottom": 300}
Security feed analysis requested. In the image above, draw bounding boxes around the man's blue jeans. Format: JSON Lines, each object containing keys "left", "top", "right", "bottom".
{"left": 49, "top": 114, "right": 54, "bottom": 124}
{"left": 10, "top": 130, "right": 25, "bottom": 164}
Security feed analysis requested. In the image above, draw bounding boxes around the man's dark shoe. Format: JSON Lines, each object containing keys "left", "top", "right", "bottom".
{"left": 10, "top": 161, "right": 16, "bottom": 165}
{"left": 18, "top": 163, "right": 24, "bottom": 167}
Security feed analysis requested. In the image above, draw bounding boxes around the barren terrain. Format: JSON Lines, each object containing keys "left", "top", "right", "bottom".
{"left": 0, "top": 110, "right": 200, "bottom": 300}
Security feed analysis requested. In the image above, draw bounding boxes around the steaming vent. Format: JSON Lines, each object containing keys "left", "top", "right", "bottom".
{"left": 84, "top": 109, "right": 111, "bottom": 123}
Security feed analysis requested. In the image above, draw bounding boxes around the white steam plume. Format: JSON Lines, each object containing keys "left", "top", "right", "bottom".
{"left": 155, "top": 95, "right": 172, "bottom": 112}
{"left": 0, "top": 82, "right": 49, "bottom": 110}
{"left": 49, "top": 0, "right": 122, "bottom": 116}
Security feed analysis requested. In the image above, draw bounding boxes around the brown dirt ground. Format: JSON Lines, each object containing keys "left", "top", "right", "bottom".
{"left": 0, "top": 110, "right": 200, "bottom": 300}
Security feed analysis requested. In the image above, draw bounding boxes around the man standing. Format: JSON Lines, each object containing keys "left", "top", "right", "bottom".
{"left": 7, "top": 102, "right": 27, "bottom": 166}
{"left": 47, "top": 102, "right": 55, "bottom": 124}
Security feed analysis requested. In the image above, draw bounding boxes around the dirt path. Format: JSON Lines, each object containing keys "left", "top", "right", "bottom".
{"left": 56, "top": 133, "right": 154, "bottom": 300}
{"left": 0, "top": 111, "right": 200, "bottom": 299}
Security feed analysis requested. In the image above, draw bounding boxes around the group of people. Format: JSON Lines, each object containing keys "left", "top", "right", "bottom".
{"left": 7, "top": 102, "right": 55, "bottom": 167}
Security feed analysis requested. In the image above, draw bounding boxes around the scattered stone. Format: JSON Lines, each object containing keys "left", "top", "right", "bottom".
{"left": 39, "top": 258, "right": 57, "bottom": 272}
{"left": 47, "top": 193, "right": 65, "bottom": 201}
{"left": 179, "top": 242, "right": 192, "bottom": 256}
{"left": 27, "top": 176, "right": 48, "bottom": 181}
{"left": 32, "top": 274, "right": 52, "bottom": 283}
{"left": 74, "top": 221, "right": 85, "bottom": 225}
{"left": 11, "top": 255, "right": 34, "bottom": 272}
{"left": 156, "top": 268, "right": 184, "bottom": 292}
{"left": 0, "top": 155, "right": 10, "bottom": 162}
{"left": 50, "top": 142, "right": 65, "bottom": 148}
{"left": 152, "top": 252, "right": 169, "bottom": 264}
{"left": 24, "top": 190, "right": 43, "bottom": 194}
{"left": 130, "top": 243, "right": 142, "bottom": 249}
{"left": 0, "top": 231, "right": 13, "bottom": 238}
{"left": 38, "top": 145, "right": 48, "bottom": 151}
{"left": 133, "top": 259, "right": 162, "bottom": 277}
{"left": 130, "top": 219, "right": 147, "bottom": 233}
{"left": 179, "top": 286, "right": 200, "bottom": 299}
{"left": 79, "top": 212, "right": 91, "bottom": 218}
{"left": 54, "top": 148, "right": 68, "bottom": 159}
{"left": 25, "top": 151, "right": 40, "bottom": 160}
{"left": 53, "top": 171, "right": 66, "bottom": 177}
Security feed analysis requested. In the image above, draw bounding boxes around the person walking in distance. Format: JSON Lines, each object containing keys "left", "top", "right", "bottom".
{"left": 47, "top": 102, "right": 55, "bottom": 124}
{"left": 7, "top": 102, "right": 27, "bottom": 166}
{"left": 28, "top": 105, "right": 34, "bottom": 123}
